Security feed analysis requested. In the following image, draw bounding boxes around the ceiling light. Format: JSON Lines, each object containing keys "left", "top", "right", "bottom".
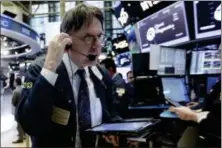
{"left": 4, "top": 42, "right": 8, "bottom": 47}
{"left": 25, "top": 48, "right": 31, "bottom": 52}
{"left": 15, "top": 52, "right": 18, "bottom": 55}
{"left": 3, "top": 37, "right": 7, "bottom": 41}
{"left": 1, "top": 50, "right": 9, "bottom": 56}
{"left": 20, "top": 63, "right": 25, "bottom": 67}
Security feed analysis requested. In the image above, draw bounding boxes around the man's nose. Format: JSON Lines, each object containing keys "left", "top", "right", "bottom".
{"left": 92, "top": 37, "right": 102, "bottom": 48}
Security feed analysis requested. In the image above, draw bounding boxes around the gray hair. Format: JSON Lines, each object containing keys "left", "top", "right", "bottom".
{"left": 60, "top": 3, "right": 103, "bottom": 34}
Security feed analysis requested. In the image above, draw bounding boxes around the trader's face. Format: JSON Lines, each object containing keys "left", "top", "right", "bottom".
{"left": 127, "top": 72, "right": 134, "bottom": 83}
{"left": 69, "top": 17, "right": 104, "bottom": 68}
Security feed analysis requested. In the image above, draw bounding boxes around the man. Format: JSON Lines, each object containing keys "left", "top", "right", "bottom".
{"left": 126, "top": 70, "right": 134, "bottom": 104}
{"left": 11, "top": 77, "right": 24, "bottom": 143}
{"left": 16, "top": 4, "right": 121, "bottom": 147}
{"left": 126, "top": 70, "right": 134, "bottom": 84}
{"left": 100, "top": 58, "right": 130, "bottom": 118}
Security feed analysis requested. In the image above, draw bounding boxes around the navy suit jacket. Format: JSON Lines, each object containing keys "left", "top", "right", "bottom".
{"left": 16, "top": 56, "right": 121, "bottom": 147}
{"left": 112, "top": 73, "right": 132, "bottom": 118}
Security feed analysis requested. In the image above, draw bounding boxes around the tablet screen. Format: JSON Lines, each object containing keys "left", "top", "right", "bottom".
{"left": 90, "top": 122, "right": 152, "bottom": 132}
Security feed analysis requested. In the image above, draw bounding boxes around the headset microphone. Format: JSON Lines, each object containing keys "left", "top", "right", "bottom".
{"left": 65, "top": 44, "right": 97, "bottom": 61}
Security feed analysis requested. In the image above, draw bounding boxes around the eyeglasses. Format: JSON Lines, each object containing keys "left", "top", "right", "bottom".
{"left": 76, "top": 34, "right": 106, "bottom": 45}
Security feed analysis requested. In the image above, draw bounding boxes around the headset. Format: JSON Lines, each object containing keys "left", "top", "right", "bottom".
{"left": 65, "top": 44, "right": 97, "bottom": 61}
{"left": 64, "top": 35, "right": 98, "bottom": 86}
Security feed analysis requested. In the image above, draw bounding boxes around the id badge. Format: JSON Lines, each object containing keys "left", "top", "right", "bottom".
{"left": 51, "top": 106, "right": 70, "bottom": 125}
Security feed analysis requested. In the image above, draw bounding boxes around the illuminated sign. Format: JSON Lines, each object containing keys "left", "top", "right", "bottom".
{"left": 140, "top": 1, "right": 161, "bottom": 11}
{"left": 1, "top": 20, "right": 9, "bottom": 27}
{"left": 112, "top": 35, "right": 129, "bottom": 54}
{"left": 138, "top": 1, "right": 189, "bottom": 52}
{"left": 0, "top": 14, "right": 39, "bottom": 40}
{"left": 22, "top": 27, "right": 31, "bottom": 36}
{"left": 114, "top": 40, "right": 129, "bottom": 49}
{"left": 146, "top": 22, "right": 175, "bottom": 41}
{"left": 118, "top": 8, "right": 129, "bottom": 26}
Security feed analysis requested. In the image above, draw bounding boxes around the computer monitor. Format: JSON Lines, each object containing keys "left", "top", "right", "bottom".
{"left": 158, "top": 47, "right": 186, "bottom": 76}
{"left": 150, "top": 45, "right": 186, "bottom": 76}
{"left": 137, "top": 1, "right": 190, "bottom": 53}
{"left": 207, "top": 76, "right": 220, "bottom": 93}
{"left": 162, "top": 77, "right": 189, "bottom": 102}
{"left": 132, "top": 53, "right": 157, "bottom": 77}
{"left": 134, "top": 76, "right": 164, "bottom": 105}
{"left": 190, "top": 50, "right": 221, "bottom": 75}
{"left": 193, "top": 1, "right": 221, "bottom": 39}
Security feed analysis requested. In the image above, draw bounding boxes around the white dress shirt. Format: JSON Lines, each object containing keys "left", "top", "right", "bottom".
{"left": 40, "top": 53, "right": 102, "bottom": 147}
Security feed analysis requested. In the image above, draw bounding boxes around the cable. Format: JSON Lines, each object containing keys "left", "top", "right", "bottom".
{"left": 68, "top": 53, "right": 74, "bottom": 86}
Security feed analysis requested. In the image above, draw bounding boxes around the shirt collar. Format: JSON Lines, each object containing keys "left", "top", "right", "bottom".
{"left": 62, "top": 53, "right": 103, "bottom": 80}
{"left": 62, "top": 53, "right": 90, "bottom": 78}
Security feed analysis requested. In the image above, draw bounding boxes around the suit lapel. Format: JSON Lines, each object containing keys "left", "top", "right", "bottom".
{"left": 55, "top": 62, "right": 75, "bottom": 103}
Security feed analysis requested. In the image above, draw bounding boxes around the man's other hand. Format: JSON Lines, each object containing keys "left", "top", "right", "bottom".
{"left": 102, "top": 135, "right": 119, "bottom": 146}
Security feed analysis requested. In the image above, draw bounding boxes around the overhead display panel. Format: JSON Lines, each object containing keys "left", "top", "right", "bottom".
{"left": 1, "top": 14, "right": 40, "bottom": 59}
{"left": 137, "top": 1, "right": 190, "bottom": 52}
{"left": 194, "top": 1, "right": 221, "bottom": 39}
{"left": 112, "top": 1, "right": 175, "bottom": 28}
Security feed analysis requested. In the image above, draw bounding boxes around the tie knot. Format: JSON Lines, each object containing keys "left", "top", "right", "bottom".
{"left": 76, "top": 69, "right": 86, "bottom": 79}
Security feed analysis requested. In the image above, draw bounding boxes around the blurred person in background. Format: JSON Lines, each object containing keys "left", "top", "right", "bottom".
{"left": 126, "top": 70, "right": 134, "bottom": 105}
{"left": 100, "top": 58, "right": 131, "bottom": 118}
{"left": 11, "top": 77, "right": 25, "bottom": 143}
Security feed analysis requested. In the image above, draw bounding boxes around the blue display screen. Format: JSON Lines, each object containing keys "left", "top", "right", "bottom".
{"left": 90, "top": 122, "right": 152, "bottom": 132}
{"left": 162, "top": 77, "right": 189, "bottom": 102}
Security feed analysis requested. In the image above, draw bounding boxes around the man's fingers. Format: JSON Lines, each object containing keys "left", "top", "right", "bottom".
{"left": 61, "top": 38, "right": 72, "bottom": 48}
{"left": 169, "top": 106, "right": 177, "bottom": 112}
{"left": 109, "top": 136, "right": 119, "bottom": 146}
{"left": 58, "top": 32, "right": 71, "bottom": 41}
{"left": 103, "top": 135, "right": 112, "bottom": 144}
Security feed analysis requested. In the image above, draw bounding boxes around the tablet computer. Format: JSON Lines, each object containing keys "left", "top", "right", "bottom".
{"left": 86, "top": 120, "right": 160, "bottom": 135}
{"left": 165, "top": 98, "right": 182, "bottom": 107}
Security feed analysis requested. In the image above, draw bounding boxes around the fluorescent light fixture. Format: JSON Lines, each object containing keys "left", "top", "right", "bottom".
{"left": 20, "top": 63, "right": 25, "bottom": 67}
{"left": 25, "top": 48, "right": 31, "bottom": 52}
{"left": 1, "top": 50, "right": 9, "bottom": 56}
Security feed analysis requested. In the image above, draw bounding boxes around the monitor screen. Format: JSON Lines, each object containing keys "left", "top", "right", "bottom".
{"left": 158, "top": 47, "right": 186, "bottom": 75}
{"left": 162, "top": 77, "right": 189, "bottom": 102}
{"left": 90, "top": 122, "right": 152, "bottom": 132}
{"left": 132, "top": 53, "right": 157, "bottom": 77}
{"left": 112, "top": 1, "right": 175, "bottom": 28}
{"left": 194, "top": 1, "right": 221, "bottom": 39}
{"left": 137, "top": 1, "right": 189, "bottom": 53}
{"left": 207, "top": 76, "right": 220, "bottom": 93}
{"left": 190, "top": 50, "right": 221, "bottom": 75}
